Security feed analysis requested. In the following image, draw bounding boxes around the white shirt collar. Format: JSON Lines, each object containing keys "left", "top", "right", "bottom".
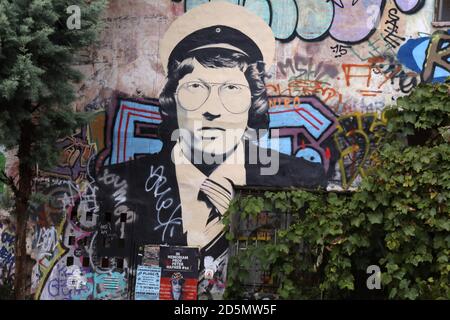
{"left": 172, "top": 139, "right": 246, "bottom": 247}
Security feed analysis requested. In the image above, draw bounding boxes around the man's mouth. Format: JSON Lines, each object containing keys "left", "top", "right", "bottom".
{"left": 198, "top": 127, "right": 225, "bottom": 131}
{"left": 199, "top": 127, "right": 224, "bottom": 140}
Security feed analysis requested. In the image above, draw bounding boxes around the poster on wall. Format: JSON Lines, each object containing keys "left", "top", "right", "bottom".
{"left": 135, "top": 265, "right": 161, "bottom": 300}
{"left": 159, "top": 246, "right": 200, "bottom": 300}
{"left": 142, "top": 245, "right": 160, "bottom": 266}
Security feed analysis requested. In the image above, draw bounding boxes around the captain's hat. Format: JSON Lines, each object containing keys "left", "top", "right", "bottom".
{"left": 159, "top": 1, "right": 275, "bottom": 75}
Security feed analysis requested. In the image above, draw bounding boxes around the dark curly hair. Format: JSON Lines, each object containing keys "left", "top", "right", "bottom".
{"left": 159, "top": 48, "right": 269, "bottom": 141}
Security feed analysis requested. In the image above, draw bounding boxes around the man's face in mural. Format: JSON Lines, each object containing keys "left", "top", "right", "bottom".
{"left": 171, "top": 277, "right": 184, "bottom": 300}
{"left": 175, "top": 59, "right": 250, "bottom": 158}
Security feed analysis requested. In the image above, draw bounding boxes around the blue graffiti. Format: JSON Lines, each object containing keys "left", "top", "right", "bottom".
{"left": 398, "top": 30, "right": 450, "bottom": 83}
{"left": 110, "top": 99, "right": 163, "bottom": 165}
{"left": 182, "top": 0, "right": 425, "bottom": 43}
{"left": 258, "top": 96, "right": 338, "bottom": 169}
{"left": 268, "top": 101, "right": 333, "bottom": 139}
{"left": 296, "top": 148, "right": 322, "bottom": 163}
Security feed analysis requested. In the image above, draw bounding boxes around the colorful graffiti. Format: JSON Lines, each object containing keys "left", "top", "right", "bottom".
{"left": 341, "top": 55, "right": 420, "bottom": 94}
{"left": 39, "top": 129, "right": 96, "bottom": 182}
{"left": 276, "top": 53, "right": 340, "bottom": 79}
{"left": 263, "top": 96, "right": 338, "bottom": 174}
{"left": 398, "top": 29, "right": 450, "bottom": 83}
{"left": 33, "top": 90, "right": 386, "bottom": 299}
{"left": 334, "top": 112, "right": 387, "bottom": 188}
{"left": 0, "top": 220, "right": 15, "bottom": 285}
{"left": 108, "top": 98, "right": 162, "bottom": 165}
{"left": 25, "top": 0, "right": 441, "bottom": 300}
{"left": 31, "top": 166, "right": 129, "bottom": 299}
{"left": 183, "top": 0, "right": 425, "bottom": 43}
{"left": 39, "top": 263, "right": 127, "bottom": 300}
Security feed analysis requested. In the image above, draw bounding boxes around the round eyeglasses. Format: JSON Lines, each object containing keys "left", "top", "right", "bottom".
{"left": 175, "top": 81, "right": 252, "bottom": 114}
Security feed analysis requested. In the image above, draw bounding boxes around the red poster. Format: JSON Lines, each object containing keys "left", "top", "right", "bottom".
{"left": 159, "top": 246, "right": 200, "bottom": 300}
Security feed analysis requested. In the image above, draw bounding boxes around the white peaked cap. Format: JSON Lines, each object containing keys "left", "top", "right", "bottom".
{"left": 159, "top": 1, "right": 275, "bottom": 75}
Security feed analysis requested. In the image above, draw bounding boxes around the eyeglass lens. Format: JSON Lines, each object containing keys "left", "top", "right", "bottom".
{"left": 176, "top": 81, "right": 251, "bottom": 114}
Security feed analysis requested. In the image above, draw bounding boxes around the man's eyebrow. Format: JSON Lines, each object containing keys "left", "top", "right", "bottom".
{"left": 222, "top": 79, "right": 248, "bottom": 85}
{"left": 188, "top": 77, "right": 248, "bottom": 86}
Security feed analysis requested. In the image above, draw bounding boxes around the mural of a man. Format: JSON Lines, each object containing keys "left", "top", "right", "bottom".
{"left": 95, "top": 2, "right": 325, "bottom": 299}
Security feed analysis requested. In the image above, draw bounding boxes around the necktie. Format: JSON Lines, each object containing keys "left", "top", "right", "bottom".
{"left": 198, "top": 177, "right": 234, "bottom": 226}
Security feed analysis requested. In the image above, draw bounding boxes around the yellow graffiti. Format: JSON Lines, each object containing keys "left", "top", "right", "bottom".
{"left": 334, "top": 111, "right": 387, "bottom": 189}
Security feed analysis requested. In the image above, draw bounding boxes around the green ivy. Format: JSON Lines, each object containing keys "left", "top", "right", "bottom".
{"left": 224, "top": 79, "right": 450, "bottom": 300}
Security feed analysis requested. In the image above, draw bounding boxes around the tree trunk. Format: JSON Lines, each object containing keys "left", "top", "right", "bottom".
{"left": 13, "top": 122, "right": 33, "bottom": 300}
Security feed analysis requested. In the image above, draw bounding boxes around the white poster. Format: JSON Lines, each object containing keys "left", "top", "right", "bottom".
{"left": 135, "top": 265, "right": 161, "bottom": 300}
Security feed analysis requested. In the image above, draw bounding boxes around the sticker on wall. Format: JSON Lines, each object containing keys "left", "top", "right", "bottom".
{"left": 141, "top": 245, "right": 160, "bottom": 267}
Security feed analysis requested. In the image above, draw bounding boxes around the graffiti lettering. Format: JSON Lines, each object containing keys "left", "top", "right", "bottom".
{"left": 383, "top": 8, "right": 405, "bottom": 49}
{"left": 0, "top": 228, "right": 15, "bottom": 268}
{"left": 98, "top": 169, "right": 128, "bottom": 207}
{"left": 42, "top": 263, "right": 127, "bottom": 300}
{"left": 34, "top": 226, "right": 59, "bottom": 256}
{"left": 145, "top": 165, "right": 182, "bottom": 241}
{"left": 183, "top": 0, "right": 425, "bottom": 43}
{"left": 331, "top": 44, "right": 351, "bottom": 58}
{"left": 277, "top": 54, "right": 339, "bottom": 80}
{"left": 334, "top": 112, "right": 387, "bottom": 188}
{"left": 422, "top": 31, "right": 450, "bottom": 83}
{"left": 39, "top": 129, "right": 95, "bottom": 182}
{"left": 0, "top": 222, "right": 15, "bottom": 286}
{"left": 398, "top": 30, "right": 450, "bottom": 83}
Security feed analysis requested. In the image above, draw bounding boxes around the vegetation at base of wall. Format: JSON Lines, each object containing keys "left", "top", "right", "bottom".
{"left": 224, "top": 79, "right": 450, "bottom": 300}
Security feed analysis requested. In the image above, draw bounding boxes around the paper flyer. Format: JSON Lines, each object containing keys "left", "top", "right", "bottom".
{"left": 135, "top": 265, "right": 161, "bottom": 300}
{"left": 159, "top": 246, "right": 199, "bottom": 300}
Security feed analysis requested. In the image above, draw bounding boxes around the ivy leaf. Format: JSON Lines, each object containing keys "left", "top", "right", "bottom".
{"left": 404, "top": 113, "right": 416, "bottom": 124}
{"left": 368, "top": 213, "right": 383, "bottom": 224}
{"left": 404, "top": 288, "right": 419, "bottom": 300}
{"left": 389, "top": 288, "right": 398, "bottom": 299}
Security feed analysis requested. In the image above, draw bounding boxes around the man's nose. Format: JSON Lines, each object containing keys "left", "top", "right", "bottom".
{"left": 202, "top": 111, "right": 221, "bottom": 121}
{"left": 200, "top": 85, "right": 223, "bottom": 120}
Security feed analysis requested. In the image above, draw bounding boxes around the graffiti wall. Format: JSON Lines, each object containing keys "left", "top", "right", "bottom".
{"left": 31, "top": 150, "right": 129, "bottom": 300}
{"left": 0, "top": 218, "right": 15, "bottom": 286}
{"left": 26, "top": 0, "right": 447, "bottom": 300}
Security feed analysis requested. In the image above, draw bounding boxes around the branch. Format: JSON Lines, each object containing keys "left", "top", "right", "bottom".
{"left": 0, "top": 171, "right": 20, "bottom": 197}
{"left": 0, "top": 171, "right": 8, "bottom": 185}
{"left": 31, "top": 103, "right": 41, "bottom": 114}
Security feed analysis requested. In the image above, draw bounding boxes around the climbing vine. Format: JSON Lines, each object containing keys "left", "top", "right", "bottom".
{"left": 224, "top": 79, "right": 450, "bottom": 300}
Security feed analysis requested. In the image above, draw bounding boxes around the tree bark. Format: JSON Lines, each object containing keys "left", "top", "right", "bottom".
{"left": 13, "top": 122, "right": 33, "bottom": 300}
